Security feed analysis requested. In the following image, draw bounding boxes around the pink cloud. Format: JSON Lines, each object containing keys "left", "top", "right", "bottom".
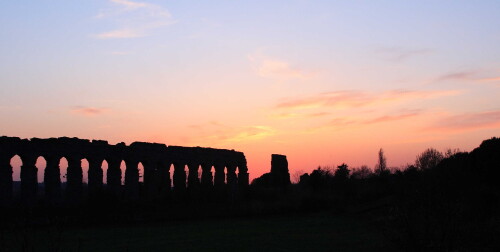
{"left": 71, "top": 106, "right": 108, "bottom": 116}
{"left": 477, "top": 76, "right": 500, "bottom": 83}
{"left": 271, "top": 112, "right": 330, "bottom": 119}
{"left": 305, "top": 111, "right": 423, "bottom": 133}
{"left": 436, "top": 71, "right": 476, "bottom": 82}
{"left": 365, "top": 111, "right": 421, "bottom": 124}
{"left": 185, "top": 122, "right": 275, "bottom": 146}
{"left": 276, "top": 89, "right": 460, "bottom": 110}
{"left": 248, "top": 54, "right": 312, "bottom": 80}
{"left": 375, "top": 47, "right": 433, "bottom": 61}
{"left": 426, "top": 110, "right": 500, "bottom": 133}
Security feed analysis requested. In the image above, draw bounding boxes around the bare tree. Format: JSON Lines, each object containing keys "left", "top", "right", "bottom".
{"left": 415, "top": 148, "right": 444, "bottom": 170}
{"left": 444, "top": 148, "right": 461, "bottom": 158}
{"left": 291, "top": 170, "right": 304, "bottom": 184}
{"left": 351, "top": 165, "right": 372, "bottom": 179}
{"left": 376, "top": 148, "right": 387, "bottom": 174}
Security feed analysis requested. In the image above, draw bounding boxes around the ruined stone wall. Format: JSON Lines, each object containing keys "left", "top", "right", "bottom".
{"left": 251, "top": 154, "right": 290, "bottom": 188}
{"left": 270, "top": 154, "right": 291, "bottom": 187}
{"left": 0, "top": 136, "right": 249, "bottom": 205}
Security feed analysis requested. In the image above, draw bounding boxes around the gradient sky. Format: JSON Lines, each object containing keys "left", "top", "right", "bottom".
{"left": 1, "top": 0, "right": 500, "bottom": 181}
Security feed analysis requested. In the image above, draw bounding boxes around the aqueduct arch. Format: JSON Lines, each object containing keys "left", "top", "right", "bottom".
{"left": 0, "top": 136, "right": 249, "bottom": 204}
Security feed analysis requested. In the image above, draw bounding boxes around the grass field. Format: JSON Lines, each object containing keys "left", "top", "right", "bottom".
{"left": 0, "top": 212, "right": 392, "bottom": 251}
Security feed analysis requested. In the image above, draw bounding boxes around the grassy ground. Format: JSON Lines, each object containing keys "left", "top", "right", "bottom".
{"left": 0, "top": 212, "right": 392, "bottom": 251}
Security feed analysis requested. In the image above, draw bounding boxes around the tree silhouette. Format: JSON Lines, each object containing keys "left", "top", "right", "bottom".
{"left": 350, "top": 165, "right": 372, "bottom": 179}
{"left": 375, "top": 148, "right": 387, "bottom": 174}
{"left": 415, "top": 148, "right": 443, "bottom": 170}
{"left": 334, "top": 163, "right": 350, "bottom": 181}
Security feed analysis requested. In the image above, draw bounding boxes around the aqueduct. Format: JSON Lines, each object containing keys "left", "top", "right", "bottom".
{"left": 0, "top": 136, "right": 249, "bottom": 204}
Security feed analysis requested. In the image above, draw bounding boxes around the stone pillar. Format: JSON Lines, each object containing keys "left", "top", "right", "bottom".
{"left": 44, "top": 155, "right": 62, "bottom": 202}
{"left": 143, "top": 161, "right": 159, "bottom": 200}
{"left": 0, "top": 154, "right": 13, "bottom": 204}
{"left": 106, "top": 158, "right": 122, "bottom": 196}
{"left": 20, "top": 154, "right": 38, "bottom": 203}
{"left": 200, "top": 163, "right": 213, "bottom": 188}
{"left": 214, "top": 163, "right": 225, "bottom": 188}
{"left": 187, "top": 163, "right": 200, "bottom": 189}
{"left": 238, "top": 163, "right": 249, "bottom": 188}
{"left": 173, "top": 163, "right": 186, "bottom": 191}
{"left": 66, "top": 156, "right": 83, "bottom": 201}
{"left": 157, "top": 162, "right": 170, "bottom": 198}
{"left": 226, "top": 164, "right": 238, "bottom": 198}
{"left": 124, "top": 159, "right": 139, "bottom": 200}
{"left": 87, "top": 157, "right": 104, "bottom": 196}
{"left": 226, "top": 164, "right": 237, "bottom": 188}
{"left": 271, "top": 154, "right": 290, "bottom": 187}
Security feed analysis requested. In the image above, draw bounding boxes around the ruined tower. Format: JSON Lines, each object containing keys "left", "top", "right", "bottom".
{"left": 270, "top": 154, "right": 291, "bottom": 187}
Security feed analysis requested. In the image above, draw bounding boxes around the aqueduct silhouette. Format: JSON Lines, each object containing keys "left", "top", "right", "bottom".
{"left": 0, "top": 136, "right": 249, "bottom": 204}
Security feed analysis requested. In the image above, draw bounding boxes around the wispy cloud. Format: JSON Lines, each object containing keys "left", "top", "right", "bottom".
{"left": 434, "top": 70, "right": 500, "bottom": 86}
{"left": 96, "top": 29, "right": 142, "bottom": 39}
{"left": 110, "top": 0, "right": 147, "bottom": 9}
{"left": 304, "top": 111, "right": 423, "bottom": 133}
{"left": 70, "top": 106, "right": 108, "bottom": 116}
{"left": 477, "top": 76, "right": 500, "bottom": 83}
{"left": 186, "top": 122, "right": 275, "bottom": 146}
{"left": 426, "top": 110, "right": 500, "bottom": 133}
{"left": 271, "top": 112, "right": 330, "bottom": 119}
{"left": 276, "top": 89, "right": 460, "bottom": 110}
{"left": 375, "top": 47, "right": 433, "bottom": 62}
{"left": 436, "top": 71, "right": 476, "bottom": 82}
{"left": 364, "top": 111, "right": 421, "bottom": 124}
{"left": 222, "top": 126, "right": 275, "bottom": 143}
{"left": 248, "top": 54, "right": 312, "bottom": 80}
{"left": 93, "top": 0, "right": 175, "bottom": 39}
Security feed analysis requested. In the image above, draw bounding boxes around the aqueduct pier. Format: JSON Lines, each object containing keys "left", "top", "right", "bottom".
{"left": 0, "top": 136, "right": 249, "bottom": 204}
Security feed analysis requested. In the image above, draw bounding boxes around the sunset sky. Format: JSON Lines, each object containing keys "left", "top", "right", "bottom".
{"left": 1, "top": 1, "right": 500, "bottom": 181}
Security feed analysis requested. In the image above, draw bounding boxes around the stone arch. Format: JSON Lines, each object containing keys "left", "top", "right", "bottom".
{"left": 81, "top": 158, "right": 89, "bottom": 185}
{"left": 138, "top": 162, "right": 144, "bottom": 183}
{"left": 35, "top": 156, "right": 47, "bottom": 183}
{"left": 120, "top": 160, "right": 126, "bottom": 185}
{"left": 159, "top": 161, "right": 171, "bottom": 194}
{"left": 168, "top": 163, "right": 174, "bottom": 188}
{"left": 59, "top": 157, "right": 68, "bottom": 183}
{"left": 224, "top": 166, "right": 228, "bottom": 184}
{"left": 197, "top": 165, "right": 203, "bottom": 181}
{"left": 10, "top": 154, "right": 22, "bottom": 182}
{"left": 1, "top": 136, "right": 250, "bottom": 203}
{"left": 102, "top": 160, "right": 108, "bottom": 184}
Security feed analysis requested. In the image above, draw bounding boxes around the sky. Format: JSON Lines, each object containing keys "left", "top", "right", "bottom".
{"left": 1, "top": 0, "right": 500, "bottom": 182}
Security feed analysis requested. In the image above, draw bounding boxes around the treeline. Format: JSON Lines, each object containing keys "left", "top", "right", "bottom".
{"left": 250, "top": 137, "right": 500, "bottom": 251}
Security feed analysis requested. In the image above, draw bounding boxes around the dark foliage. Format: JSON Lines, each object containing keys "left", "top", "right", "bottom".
{"left": 291, "top": 137, "right": 500, "bottom": 250}
{"left": 1, "top": 137, "right": 499, "bottom": 251}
